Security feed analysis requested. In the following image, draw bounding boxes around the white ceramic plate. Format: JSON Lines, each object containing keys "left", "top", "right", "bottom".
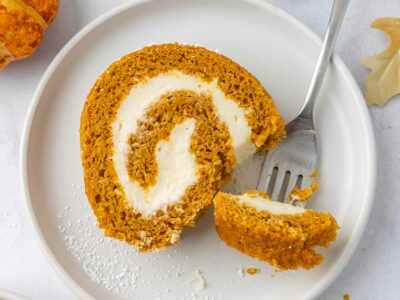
{"left": 21, "top": 0, "right": 376, "bottom": 299}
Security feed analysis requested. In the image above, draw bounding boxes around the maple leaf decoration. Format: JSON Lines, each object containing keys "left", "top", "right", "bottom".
{"left": 361, "top": 18, "right": 400, "bottom": 106}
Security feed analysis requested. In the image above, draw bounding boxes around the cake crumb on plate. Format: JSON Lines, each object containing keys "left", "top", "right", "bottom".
{"left": 246, "top": 268, "right": 260, "bottom": 275}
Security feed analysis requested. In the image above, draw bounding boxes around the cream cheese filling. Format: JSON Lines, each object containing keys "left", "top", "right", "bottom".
{"left": 112, "top": 70, "right": 256, "bottom": 218}
{"left": 239, "top": 193, "right": 305, "bottom": 215}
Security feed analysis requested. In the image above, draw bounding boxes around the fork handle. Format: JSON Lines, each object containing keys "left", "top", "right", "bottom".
{"left": 297, "top": 0, "right": 350, "bottom": 121}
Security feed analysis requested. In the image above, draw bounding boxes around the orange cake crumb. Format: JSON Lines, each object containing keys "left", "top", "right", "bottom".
{"left": 343, "top": 293, "right": 350, "bottom": 300}
{"left": 289, "top": 171, "right": 319, "bottom": 202}
{"left": 246, "top": 268, "right": 260, "bottom": 275}
{"left": 289, "top": 186, "right": 314, "bottom": 202}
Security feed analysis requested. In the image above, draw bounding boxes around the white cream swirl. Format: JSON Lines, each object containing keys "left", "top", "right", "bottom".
{"left": 112, "top": 71, "right": 256, "bottom": 218}
{"left": 240, "top": 193, "right": 305, "bottom": 215}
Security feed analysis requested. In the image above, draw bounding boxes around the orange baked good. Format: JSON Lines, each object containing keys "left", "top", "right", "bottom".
{"left": 0, "top": 0, "right": 59, "bottom": 69}
{"left": 80, "top": 43, "right": 285, "bottom": 251}
{"left": 214, "top": 190, "right": 339, "bottom": 270}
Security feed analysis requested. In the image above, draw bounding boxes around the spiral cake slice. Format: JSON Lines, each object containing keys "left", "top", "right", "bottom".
{"left": 214, "top": 191, "right": 339, "bottom": 270}
{"left": 80, "top": 44, "right": 285, "bottom": 251}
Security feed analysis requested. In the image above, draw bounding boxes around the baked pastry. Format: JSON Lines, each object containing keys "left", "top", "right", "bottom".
{"left": 0, "top": 0, "right": 59, "bottom": 69}
{"left": 214, "top": 190, "right": 339, "bottom": 270}
{"left": 80, "top": 43, "right": 285, "bottom": 251}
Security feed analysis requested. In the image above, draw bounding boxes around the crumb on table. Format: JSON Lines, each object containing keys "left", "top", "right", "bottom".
{"left": 343, "top": 293, "right": 350, "bottom": 300}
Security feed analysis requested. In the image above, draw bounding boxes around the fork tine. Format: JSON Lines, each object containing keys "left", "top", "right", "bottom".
{"left": 256, "top": 168, "right": 270, "bottom": 193}
{"left": 271, "top": 168, "right": 286, "bottom": 202}
{"left": 256, "top": 155, "right": 275, "bottom": 193}
{"left": 283, "top": 174, "right": 298, "bottom": 204}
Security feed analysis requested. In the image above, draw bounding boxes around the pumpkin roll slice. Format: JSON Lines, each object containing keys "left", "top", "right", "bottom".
{"left": 80, "top": 43, "right": 285, "bottom": 251}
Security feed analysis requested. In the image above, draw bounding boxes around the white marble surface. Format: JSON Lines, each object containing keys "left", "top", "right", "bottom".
{"left": 0, "top": 0, "right": 399, "bottom": 299}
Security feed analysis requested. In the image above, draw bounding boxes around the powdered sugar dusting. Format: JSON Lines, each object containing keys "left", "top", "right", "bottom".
{"left": 186, "top": 270, "right": 207, "bottom": 293}
{"left": 56, "top": 179, "right": 262, "bottom": 299}
{"left": 57, "top": 184, "right": 225, "bottom": 299}
{"left": 235, "top": 264, "right": 244, "bottom": 278}
{"left": 59, "top": 202, "right": 140, "bottom": 296}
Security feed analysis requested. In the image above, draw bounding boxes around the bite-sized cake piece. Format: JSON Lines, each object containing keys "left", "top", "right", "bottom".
{"left": 80, "top": 43, "right": 285, "bottom": 251}
{"left": 214, "top": 191, "right": 339, "bottom": 270}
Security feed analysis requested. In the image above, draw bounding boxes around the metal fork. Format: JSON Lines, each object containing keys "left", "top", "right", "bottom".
{"left": 256, "top": 0, "right": 349, "bottom": 205}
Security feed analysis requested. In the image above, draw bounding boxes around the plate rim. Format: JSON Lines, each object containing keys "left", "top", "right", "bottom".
{"left": 0, "top": 289, "right": 28, "bottom": 300}
{"left": 20, "top": 0, "right": 377, "bottom": 299}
